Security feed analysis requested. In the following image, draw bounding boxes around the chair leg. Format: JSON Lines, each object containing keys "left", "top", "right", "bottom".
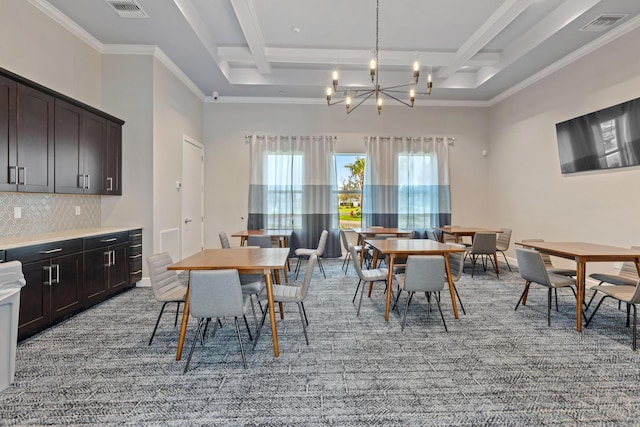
{"left": 149, "top": 302, "right": 170, "bottom": 345}
{"left": 470, "top": 255, "right": 477, "bottom": 277}
{"left": 555, "top": 288, "right": 559, "bottom": 312}
{"left": 253, "top": 303, "right": 270, "bottom": 350}
{"left": 317, "top": 257, "right": 326, "bottom": 279}
{"left": 547, "top": 288, "right": 552, "bottom": 326}
{"left": 352, "top": 279, "right": 362, "bottom": 304}
{"left": 585, "top": 295, "right": 610, "bottom": 327}
{"left": 392, "top": 288, "right": 403, "bottom": 311}
{"left": 234, "top": 317, "right": 248, "bottom": 369}
{"left": 452, "top": 283, "right": 466, "bottom": 315}
{"left": 633, "top": 304, "right": 637, "bottom": 351}
{"left": 243, "top": 315, "right": 253, "bottom": 342}
{"left": 401, "top": 292, "right": 413, "bottom": 332}
{"left": 514, "top": 283, "right": 531, "bottom": 311}
{"left": 174, "top": 302, "right": 181, "bottom": 327}
{"left": 434, "top": 292, "right": 448, "bottom": 332}
{"left": 300, "top": 301, "right": 309, "bottom": 326}
{"left": 627, "top": 303, "right": 631, "bottom": 328}
{"left": 249, "top": 294, "right": 259, "bottom": 335}
{"left": 342, "top": 251, "right": 349, "bottom": 271}
{"left": 357, "top": 280, "right": 368, "bottom": 317}
{"left": 585, "top": 289, "right": 599, "bottom": 311}
{"left": 297, "top": 302, "right": 309, "bottom": 345}
{"left": 294, "top": 258, "right": 302, "bottom": 280}
{"left": 500, "top": 251, "right": 512, "bottom": 272}
{"left": 183, "top": 319, "right": 205, "bottom": 374}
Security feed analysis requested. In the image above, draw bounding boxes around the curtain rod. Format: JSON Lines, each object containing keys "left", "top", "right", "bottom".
{"left": 244, "top": 135, "right": 456, "bottom": 144}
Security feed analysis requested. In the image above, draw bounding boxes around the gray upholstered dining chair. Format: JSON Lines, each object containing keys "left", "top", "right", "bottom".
{"left": 586, "top": 246, "right": 640, "bottom": 310}
{"left": 247, "top": 234, "right": 273, "bottom": 248}
{"left": 495, "top": 228, "right": 513, "bottom": 272}
{"left": 147, "top": 252, "right": 187, "bottom": 345}
{"left": 183, "top": 269, "right": 250, "bottom": 373}
{"left": 254, "top": 254, "right": 318, "bottom": 347}
{"left": 585, "top": 279, "right": 640, "bottom": 350}
{"left": 219, "top": 231, "right": 232, "bottom": 249}
{"left": 394, "top": 255, "right": 448, "bottom": 333}
{"left": 349, "top": 244, "right": 389, "bottom": 316}
{"left": 521, "top": 239, "right": 576, "bottom": 277}
{"left": 340, "top": 228, "right": 362, "bottom": 275}
{"left": 465, "top": 232, "right": 499, "bottom": 278}
{"left": 425, "top": 229, "right": 439, "bottom": 241}
{"left": 514, "top": 247, "right": 578, "bottom": 326}
{"left": 294, "top": 230, "right": 328, "bottom": 279}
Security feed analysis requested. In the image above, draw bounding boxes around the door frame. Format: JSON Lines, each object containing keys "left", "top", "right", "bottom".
{"left": 181, "top": 135, "right": 204, "bottom": 258}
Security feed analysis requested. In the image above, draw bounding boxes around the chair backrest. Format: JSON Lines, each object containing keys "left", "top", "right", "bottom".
{"left": 471, "top": 232, "right": 497, "bottom": 255}
{"left": 515, "top": 247, "right": 552, "bottom": 288}
{"left": 247, "top": 235, "right": 272, "bottom": 248}
{"left": 147, "top": 252, "right": 184, "bottom": 300}
{"left": 521, "top": 239, "right": 553, "bottom": 267}
{"left": 425, "top": 229, "right": 438, "bottom": 241}
{"left": 619, "top": 246, "right": 640, "bottom": 279}
{"left": 189, "top": 269, "right": 245, "bottom": 319}
{"left": 315, "top": 230, "right": 329, "bottom": 256}
{"left": 445, "top": 243, "right": 466, "bottom": 282}
{"left": 296, "top": 254, "right": 317, "bottom": 300}
{"left": 339, "top": 229, "right": 350, "bottom": 251}
{"left": 403, "top": 255, "right": 445, "bottom": 292}
{"left": 374, "top": 234, "right": 395, "bottom": 240}
{"left": 219, "top": 231, "right": 231, "bottom": 249}
{"left": 349, "top": 244, "right": 367, "bottom": 281}
{"left": 496, "top": 228, "right": 512, "bottom": 251}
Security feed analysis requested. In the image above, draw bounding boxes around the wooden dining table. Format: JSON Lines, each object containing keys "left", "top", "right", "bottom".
{"left": 232, "top": 229, "right": 293, "bottom": 272}
{"left": 168, "top": 247, "right": 290, "bottom": 359}
{"left": 437, "top": 226, "right": 502, "bottom": 243}
{"left": 365, "top": 238, "right": 466, "bottom": 322}
{"left": 352, "top": 227, "right": 413, "bottom": 267}
{"left": 516, "top": 241, "right": 640, "bottom": 331}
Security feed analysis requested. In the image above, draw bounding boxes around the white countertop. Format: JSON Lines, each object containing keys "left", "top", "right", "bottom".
{"left": 0, "top": 227, "right": 143, "bottom": 250}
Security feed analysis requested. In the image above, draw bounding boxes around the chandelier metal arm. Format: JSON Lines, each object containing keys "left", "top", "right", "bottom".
{"left": 347, "top": 91, "right": 375, "bottom": 114}
{"left": 379, "top": 90, "right": 413, "bottom": 108}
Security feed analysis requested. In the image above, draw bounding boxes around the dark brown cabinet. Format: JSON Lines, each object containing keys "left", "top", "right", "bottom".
{"left": 54, "top": 100, "right": 107, "bottom": 195}
{"left": 83, "top": 232, "right": 129, "bottom": 307}
{"left": 0, "top": 77, "right": 54, "bottom": 193}
{"left": 6, "top": 239, "right": 83, "bottom": 340}
{"left": 106, "top": 120, "right": 122, "bottom": 195}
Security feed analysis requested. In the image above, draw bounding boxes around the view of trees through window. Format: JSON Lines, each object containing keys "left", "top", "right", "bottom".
{"left": 336, "top": 154, "right": 365, "bottom": 229}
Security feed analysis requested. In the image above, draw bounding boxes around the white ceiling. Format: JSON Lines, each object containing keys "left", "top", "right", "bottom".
{"left": 32, "top": 0, "right": 640, "bottom": 104}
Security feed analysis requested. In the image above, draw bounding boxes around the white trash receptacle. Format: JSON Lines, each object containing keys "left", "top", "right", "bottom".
{"left": 0, "top": 261, "right": 26, "bottom": 392}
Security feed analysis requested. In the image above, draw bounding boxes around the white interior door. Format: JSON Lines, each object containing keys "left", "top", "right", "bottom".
{"left": 182, "top": 137, "right": 204, "bottom": 258}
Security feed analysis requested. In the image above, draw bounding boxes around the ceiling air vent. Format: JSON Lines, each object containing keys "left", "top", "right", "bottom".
{"left": 579, "top": 14, "right": 628, "bottom": 32}
{"left": 104, "top": 0, "right": 148, "bottom": 18}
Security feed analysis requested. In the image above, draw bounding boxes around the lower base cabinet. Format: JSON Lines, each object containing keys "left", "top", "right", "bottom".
{"left": 6, "top": 230, "right": 140, "bottom": 341}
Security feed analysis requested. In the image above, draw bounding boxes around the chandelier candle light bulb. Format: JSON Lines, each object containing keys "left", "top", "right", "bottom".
{"left": 413, "top": 61, "right": 420, "bottom": 83}
{"left": 326, "top": 87, "right": 332, "bottom": 104}
{"left": 332, "top": 71, "right": 339, "bottom": 91}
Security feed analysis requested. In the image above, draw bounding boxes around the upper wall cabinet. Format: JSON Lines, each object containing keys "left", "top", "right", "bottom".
{"left": 55, "top": 100, "right": 107, "bottom": 195}
{"left": 0, "top": 67, "right": 124, "bottom": 196}
{"left": 0, "top": 76, "right": 54, "bottom": 193}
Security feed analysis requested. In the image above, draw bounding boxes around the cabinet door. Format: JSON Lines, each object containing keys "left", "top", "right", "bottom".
{"left": 83, "top": 247, "right": 109, "bottom": 307}
{"left": 108, "top": 243, "right": 129, "bottom": 294}
{"left": 0, "top": 75, "right": 17, "bottom": 191}
{"left": 82, "top": 111, "right": 106, "bottom": 195}
{"left": 106, "top": 120, "right": 121, "bottom": 195}
{"left": 18, "top": 260, "right": 51, "bottom": 340}
{"left": 50, "top": 252, "right": 83, "bottom": 322}
{"left": 16, "top": 84, "right": 54, "bottom": 192}
{"left": 54, "top": 99, "right": 83, "bottom": 194}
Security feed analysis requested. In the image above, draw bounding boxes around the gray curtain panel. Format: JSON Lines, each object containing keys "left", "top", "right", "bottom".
{"left": 362, "top": 136, "right": 451, "bottom": 230}
{"left": 247, "top": 135, "right": 341, "bottom": 257}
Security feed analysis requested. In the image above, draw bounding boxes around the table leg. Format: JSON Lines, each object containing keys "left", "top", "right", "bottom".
{"left": 493, "top": 253, "right": 500, "bottom": 275}
{"left": 265, "top": 269, "right": 280, "bottom": 357}
{"left": 175, "top": 278, "right": 191, "bottom": 361}
{"left": 576, "top": 260, "right": 586, "bottom": 332}
{"left": 444, "top": 255, "right": 459, "bottom": 319}
{"left": 281, "top": 237, "right": 291, "bottom": 271}
{"left": 385, "top": 255, "right": 394, "bottom": 321}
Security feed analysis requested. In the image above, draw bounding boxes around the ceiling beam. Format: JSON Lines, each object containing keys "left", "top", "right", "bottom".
{"left": 230, "top": 0, "right": 271, "bottom": 74}
{"left": 172, "top": 0, "right": 231, "bottom": 80}
{"left": 437, "top": 0, "right": 534, "bottom": 80}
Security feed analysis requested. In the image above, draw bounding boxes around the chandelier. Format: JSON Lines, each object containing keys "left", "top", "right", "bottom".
{"left": 326, "top": 0, "right": 432, "bottom": 114}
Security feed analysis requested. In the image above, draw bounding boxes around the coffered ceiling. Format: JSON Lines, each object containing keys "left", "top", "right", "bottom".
{"left": 32, "top": 0, "right": 640, "bottom": 104}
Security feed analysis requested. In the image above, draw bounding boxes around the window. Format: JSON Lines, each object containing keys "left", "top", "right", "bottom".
{"left": 265, "top": 154, "right": 303, "bottom": 229}
{"left": 397, "top": 152, "right": 438, "bottom": 230}
{"left": 335, "top": 154, "right": 365, "bottom": 229}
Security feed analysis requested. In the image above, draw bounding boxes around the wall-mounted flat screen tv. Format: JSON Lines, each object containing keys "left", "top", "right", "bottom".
{"left": 555, "top": 97, "right": 640, "bottom": 174}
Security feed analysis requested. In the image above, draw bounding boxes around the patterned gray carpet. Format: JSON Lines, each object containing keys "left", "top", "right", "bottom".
{"left": 2, "top": 258, "right": 640, "bottom": 426}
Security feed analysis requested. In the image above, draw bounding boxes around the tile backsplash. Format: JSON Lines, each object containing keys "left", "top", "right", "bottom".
{"left": 0, "top": 193, "right": 100, "bottom": 237}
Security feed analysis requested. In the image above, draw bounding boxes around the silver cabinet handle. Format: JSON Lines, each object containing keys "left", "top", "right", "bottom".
{"left": 78, "top": 174, "right": 84, "bottom": 189}
{"left": 86, "top": 174, "right": 90, "bottom": 189}
{"left": 131, "top": 233, "right": 142, "bottom": 238}
{"left": 38, "top": 248, "right": 63, "bottom": 254}
{"left": 43, "top": 265, "right": 53, "bottom": 286}
{"left": 18, "top": 166, "right": 26, "bottom": 185}
{"left": 130, "top": 244, "right": 142, "bottom": 248}
{"left": 130, "top": 269, "right": 142, "bottom": 275}
{"left": 111, "top": 250, "right": 116, "bottom": 266}
{"left": 107, "top": 177, "right": 113, "bottom": 191}
{"left": 101, "top": 238, "right": 117, "bottom": 243}
{"left": 129, "top": 254, "right": 142, "bottom": 260}
{"left": 8, "top": 166, "right": 16, "bottom": 185}
{"left": 52, "top": 264, "right": 60, "bottom": 285}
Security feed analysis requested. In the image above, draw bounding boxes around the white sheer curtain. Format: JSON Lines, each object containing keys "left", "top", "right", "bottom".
{"left": 247, "top": 135, "right": 341, "bottom": 257}
{"left": 363, "top": 136, "right": 451, "bottom": 234}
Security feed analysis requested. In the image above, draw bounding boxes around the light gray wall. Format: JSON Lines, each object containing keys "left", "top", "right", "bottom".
{"left": 152, "top": 57, "right": 204, "bottom": 256}
{"left": 0, "top": 0, "right": 101, "bottom": 108}
{"left": 488, "top": 26, "right": 640, "bottom": 274}
{"left": 203, "top": 103, "right": 491, "bottom": 248}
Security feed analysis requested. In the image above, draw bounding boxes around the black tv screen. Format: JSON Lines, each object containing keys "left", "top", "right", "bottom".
{"left": 555, "top": 97, "right": 640, "bottom": 174}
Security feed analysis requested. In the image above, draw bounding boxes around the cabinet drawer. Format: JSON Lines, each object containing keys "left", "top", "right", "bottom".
{"left": 84, "top": 232, "right": 129, "bottom": 251}
{"left": 129, "top": 229, "right": 142, "bottom": 244}
{"left": 6, "top": 239, "right": 83, "bottom": 264}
